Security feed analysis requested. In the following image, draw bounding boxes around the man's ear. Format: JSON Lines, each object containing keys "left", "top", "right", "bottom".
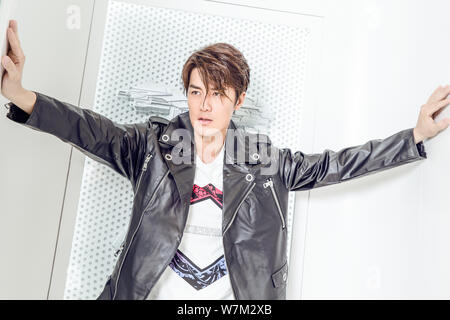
{"left": 234, "top": 91, "right": 246, "bottom": 112}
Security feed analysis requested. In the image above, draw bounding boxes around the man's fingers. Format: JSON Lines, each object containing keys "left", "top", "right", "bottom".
{"left": 432, "top": 106, "right": 444, "bottom": 119}
{"left": 7, "top": 27, "right": 24, "bottom": 62}
{"left": 425, "top": 97, "right": 450, "bottom": 116}
{"left": 10, "top": 20, "right": 18, "bottom": 35}
{"left": 9, "top": 20, "right": 19, "bottom": 45}
{"left": 428, "top": 85, "right": 450, "bottom": 104}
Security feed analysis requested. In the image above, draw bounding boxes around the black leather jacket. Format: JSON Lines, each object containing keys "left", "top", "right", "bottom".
{"left": 5, "top": 91, "right": 427, "bottom": 300}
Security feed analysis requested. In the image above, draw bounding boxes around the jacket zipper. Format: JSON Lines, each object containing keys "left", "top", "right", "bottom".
{"left": 112, "top": 161, "right": 171, "bottom": 301}
{"left": 263, "top": 177, "right": 286, "bottom": 229}
{"left": 145, "top": 205, "right": 186, "bottom": 299}
{"left": 222, "top": 181, "right": 256, "bottom": 300}
{"left": 113, "top": 169, "right": 169, "bottom": 300}
{"left": 114, "top": 153, "right": 153, "bottom": 258}
{"left": 135, "top": 154, "right": 153, "bottom": 196}
{"left": 223, "top": 181, "right": 256, "bottom": 235}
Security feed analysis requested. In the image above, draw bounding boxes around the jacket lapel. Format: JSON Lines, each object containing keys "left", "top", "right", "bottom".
{"left": 157, "top": 111, "right": 268, "bottom": 235}
{"left": 157, "top": 112, "right": 196, "bottom": 207}
{"left": 222, "top": 121, "right": 259, "bottom": 235}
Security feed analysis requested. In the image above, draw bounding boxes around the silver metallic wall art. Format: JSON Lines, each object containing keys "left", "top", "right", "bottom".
{"left": 117, "top": 81, "right": 274, "bottom": 132}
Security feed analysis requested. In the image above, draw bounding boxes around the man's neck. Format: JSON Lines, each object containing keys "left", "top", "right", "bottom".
{"left": 194, "top": 131, "right": 226, "bottom": 164}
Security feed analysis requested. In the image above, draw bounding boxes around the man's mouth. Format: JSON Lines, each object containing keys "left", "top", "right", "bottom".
{"left": 198, "top": 117, "right": 213, "bottom": 125}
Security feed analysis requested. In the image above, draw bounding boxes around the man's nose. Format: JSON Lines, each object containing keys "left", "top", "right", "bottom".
{"left": 201, "top": 95, "right": 212, "bottom": 111}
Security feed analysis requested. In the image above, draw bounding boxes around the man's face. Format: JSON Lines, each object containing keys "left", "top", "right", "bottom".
{"left": 187, "top": 67, "right": 245, "bottom": 141}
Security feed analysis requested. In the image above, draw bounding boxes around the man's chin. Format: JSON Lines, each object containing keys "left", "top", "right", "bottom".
{"left": 193, "top": 125, "right": 224, "bottom": 140}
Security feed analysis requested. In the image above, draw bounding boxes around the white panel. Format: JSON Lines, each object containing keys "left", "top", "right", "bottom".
{"left": 62, "top": 0, "right": 323, "bottom": 299}
{"left": 301, "top": 0, "right": 450, "bottom": 299}
{"left": 0, "top": 0, "right": 94, "bottom": 299}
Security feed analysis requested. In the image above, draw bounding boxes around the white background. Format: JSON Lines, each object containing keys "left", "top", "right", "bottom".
{"left": 0, "top": 0, "right": 448, "bottom": 299}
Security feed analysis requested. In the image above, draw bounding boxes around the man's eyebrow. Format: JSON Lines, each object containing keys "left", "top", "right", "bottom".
{"left": 188, "top": 84, "right": 220, "bottom": 90}
{"left": 188, "top": 84, "right": 203, "bottom": 90}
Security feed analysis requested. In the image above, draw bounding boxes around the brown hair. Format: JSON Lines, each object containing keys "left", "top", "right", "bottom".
{"left": 181, "top": 42, "right": 250, "bottom": 105}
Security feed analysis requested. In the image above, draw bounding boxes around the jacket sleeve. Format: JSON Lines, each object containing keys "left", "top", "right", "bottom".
{"left": 279, "top": 127, "right": 427, "bottom": 192}
{"left": 4, "top": 91, "right": 149, "bottom": 186}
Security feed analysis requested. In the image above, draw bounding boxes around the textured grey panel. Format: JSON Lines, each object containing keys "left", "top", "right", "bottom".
{"left": 64, "top": 0, "right": 310, "bottom": 299}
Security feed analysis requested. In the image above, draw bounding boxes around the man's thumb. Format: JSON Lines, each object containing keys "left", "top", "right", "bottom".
{"left": 436, "top": 118, "right": 450, "bottom": 132}
{"left": 2, "top": 55, "right": 16, "bottom": 75}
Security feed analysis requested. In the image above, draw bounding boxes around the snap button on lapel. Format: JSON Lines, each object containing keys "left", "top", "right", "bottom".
{"left": 245, "top": 173, "right": 254, "bottom": 182}
{"left": 162, "top": 134, "right": 170, "bottom": 142}
{"left": 282, "top": 272, "right": 287, "bottom": 281}
{"left": 165, "top": 154, "right": 172, "bottom": 161}
{"left": 251, "top": 153, "right": 260, "bottom": 161}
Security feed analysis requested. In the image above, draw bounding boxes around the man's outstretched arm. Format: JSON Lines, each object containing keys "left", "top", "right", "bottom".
{"left": 1, "top": 20, "right": 150, "bottom": 186}
{"left": 5, "top": 90, "right": 150, "bottom": 186}
{"left": 279, "top": 84, "right": 450, "bottom": 192}
{"left": 279, "top": 127, "right": 426, "bottom": 192}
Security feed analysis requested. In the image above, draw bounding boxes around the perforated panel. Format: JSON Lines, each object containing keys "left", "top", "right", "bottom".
{"left": 64, "top": 0, "right": 310, "bottom": 299}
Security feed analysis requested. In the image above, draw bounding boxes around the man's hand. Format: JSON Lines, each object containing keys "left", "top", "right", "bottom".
{"left": 1, "top": 19, "right": 25, "bottom": 100}
{"left": 413, "top": 85, "right": 450, "bottom": 144}
{"left": 1, "top": 19, "right": 35, "bottom": 114}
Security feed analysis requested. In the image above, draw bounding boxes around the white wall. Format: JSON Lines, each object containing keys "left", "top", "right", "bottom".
{"left": 0, "top": 0, "right": 94, "bottom": 299}
{"left": 1, "top": 0, "right": 449, "bottom": 299}
{"left": 291, "top": 0, "right": 450, "bottom": 299}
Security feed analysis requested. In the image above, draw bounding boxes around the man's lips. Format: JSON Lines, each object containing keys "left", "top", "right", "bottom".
{"left": 198, "top": 117, "right": 212, "bottom": 125}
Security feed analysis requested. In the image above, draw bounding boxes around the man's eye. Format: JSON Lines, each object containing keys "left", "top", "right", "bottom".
{"left": 191, "top": 90, "right": 199, "bottom": 95}
{"left": 213, "top": 92, "right": 221, "bottom": 96}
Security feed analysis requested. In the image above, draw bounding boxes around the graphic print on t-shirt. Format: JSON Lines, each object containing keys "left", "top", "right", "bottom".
{"left": 168, "top": 183, "right": 227, "bottom": 290}
{"left": 191, "top": 183, "right": 223, "bottom": 209}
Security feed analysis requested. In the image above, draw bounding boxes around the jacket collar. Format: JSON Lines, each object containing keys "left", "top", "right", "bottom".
{"left": 157, "top": 111, "right": 271, "bottom": 165}
{"left": 156, "top": 111, "right": 273, "bottom": 236}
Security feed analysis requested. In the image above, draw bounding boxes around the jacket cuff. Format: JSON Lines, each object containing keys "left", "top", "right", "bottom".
{"left": 407, "top": 127, "right": 427, "bottom": 159}
{"left": 400, "top": 127, "right": 427, "bottom": 160}
{"left": 4, "top": 90, "right": 41, "bottom": 125}
{"left": 416, "top": 140, "right": 427, "bottom": 158}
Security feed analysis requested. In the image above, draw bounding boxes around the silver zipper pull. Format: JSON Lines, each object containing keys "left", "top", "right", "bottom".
{"left": 263, "top": 178, "right": 273, "bottom": 188}
{"left": 114, "top": 243, "right": 125, "bottom": 257}
{"left": 263, "top": 177, "right": 286, "bottom": 230}
{"left": 142, "top": 154, "right": 153, "bottom": 171}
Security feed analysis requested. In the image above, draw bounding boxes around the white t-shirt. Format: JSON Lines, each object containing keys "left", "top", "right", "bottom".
{"left": 146, "top": 144, "right": 235, "bottom": 300}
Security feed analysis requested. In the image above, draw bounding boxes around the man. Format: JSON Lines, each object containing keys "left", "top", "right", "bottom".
{"left": 2, "top": 19, "right": 449, "bottom": 300}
